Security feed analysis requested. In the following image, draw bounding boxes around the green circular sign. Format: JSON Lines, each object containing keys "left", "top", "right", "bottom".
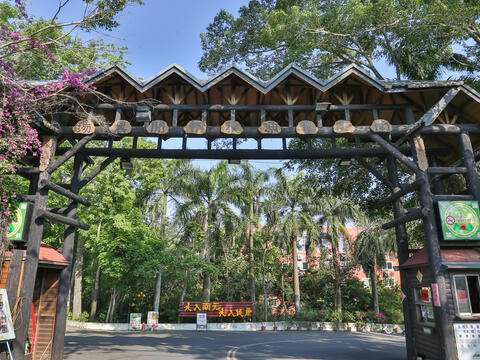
{"left": 444, "top": 202, "right": 480, "bottom": 238}
{"left": 7, "top": 208, "right": 23, "bottom": 239}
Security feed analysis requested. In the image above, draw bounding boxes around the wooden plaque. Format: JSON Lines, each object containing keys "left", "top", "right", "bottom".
{"left": 370, "top": 119, "right": 392, "bottom": 134}
{"left": 221, "top": 120, "right": 243, "bottom": 135}
{"left": 413, "top": 136, "right": 429, "bottom": 171}
{"left": 39, "top": 136, "right": 54, "bottom": 171}
{"left": 109, "top": 119, "right": 132, "bottom": 135}
{"left": 296, "top": 120, "right": 318, "bottom": 135}
{"left": 73, "top": 119, "right": 95, "bottom": 134}
{"left": 258, "top": 121, "right": 281, "bottom": 135}
{"left": 146, "top": 120, "right": 169, "bottom": 135}
{"left": 184, "top": 120, "right": 206, "bottom": 135}
{"left": 333, "top": 120, "right": 355, "bottom": 134}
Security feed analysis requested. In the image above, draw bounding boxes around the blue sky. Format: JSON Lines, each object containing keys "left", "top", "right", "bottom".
{"left": 28, "top": 0, "right": 251, "bottom": 79}
{"left": 29, "top": 0, "right": 288, "bottom": 170}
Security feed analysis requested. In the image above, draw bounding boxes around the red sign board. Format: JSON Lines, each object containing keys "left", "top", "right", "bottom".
{"left": 179, "top": 301, "right": 254, "bottom": 318}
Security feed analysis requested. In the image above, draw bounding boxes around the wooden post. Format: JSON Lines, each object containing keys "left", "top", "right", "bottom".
{"left": 405, "top": 107, "right": 457, "bottom": 360}
{"left": 51, "top": 154, "right": 83, "bottom": 360}
{"left": 386, "top": 156, "right": 417, "bottom": 360}
{"left": 458, "top": 132, "right": 480, "bottom": 200}
{"left": 12, "top": 136, "right": 57, "bottom": 359}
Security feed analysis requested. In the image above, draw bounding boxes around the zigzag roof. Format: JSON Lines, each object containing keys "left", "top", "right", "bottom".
{"left": 86, "top": 63, "right": 473, "bottom": 96}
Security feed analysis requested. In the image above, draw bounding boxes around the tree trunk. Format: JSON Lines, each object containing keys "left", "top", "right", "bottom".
{"left": 291, "top": 232, "right": 301, "bottom": 312}
{"left": 370, "top": 267, "right": 380, "bottom": 315}
{"left": 89, "top": 261, "right": 101, "bottom": 321}
{"left": 248, "top": 201, "right": 256, "bottom": 304}
{"left": 0, "top": 212, "right": 10, "bottom": 274}
{"left": 153, "top": 263, "right": 162, "bottom": 313}
{"left": 331, "top": 241, "right": 342, "bottom": 315}
{"left": 201, "top": 212, "right": 211, "bottom": 302}
{"left": 262, "top": 248, "right": 267, "bottom": 322}
{"left": 106, "top": 287, "right": 118, "bottom": 323}
{"left": 178, "top": 269, "right": 189, "bottom": 323}
{"left": 72, "top": 232, "right": 85, "bottom": 320}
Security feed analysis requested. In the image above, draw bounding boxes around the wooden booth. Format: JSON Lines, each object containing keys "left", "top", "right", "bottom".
{"left": 1, "top": 243, "right": 68, "bottom": 360}
{"left": 401, "top": 248, "right": 480, "bottom": 359}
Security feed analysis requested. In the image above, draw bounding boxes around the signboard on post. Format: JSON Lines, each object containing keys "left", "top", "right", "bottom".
{"left": 196, "top": 312, "right": 207, "bottom": 330}
{"left": 7, "top": 202, "right": 33, "bottom": 242}
{"left": 454, "top": 323, "right": 480, "bottom": 359}
{"left": 438, "top": 201, "right": 480, "bottom": 240}
{"left": 147, "top": 311, "right": 158, "bottom": 330}
{"left": 129, "top": 313, "right": 142, "bottom": 331}
{"left": 0, "top": 289, "right": 15, "bottom": 341}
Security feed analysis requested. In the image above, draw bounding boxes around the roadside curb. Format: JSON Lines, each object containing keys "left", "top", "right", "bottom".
{"left": 67, "top": 320, "right": 404, "bottom": 333}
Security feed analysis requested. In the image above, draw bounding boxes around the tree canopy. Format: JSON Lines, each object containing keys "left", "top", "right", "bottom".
{"left": 200, "top": 0, "right": 480, "bottom": 83}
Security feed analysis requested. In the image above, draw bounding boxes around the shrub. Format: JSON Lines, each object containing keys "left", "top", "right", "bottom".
{"left": 74, "top": 311, "right": 90, "bottom": 322}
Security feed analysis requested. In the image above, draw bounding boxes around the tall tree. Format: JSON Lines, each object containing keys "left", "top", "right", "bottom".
{"left": 200, "top": 0, "right": 478, "bottom": 81}
{"left": 176, "top": 161, "right": 240, "bottom": 302}
{"left": 270, "top": 169, "right": 314, "bottom": 311}
{"left": 236, "top": 163, "right": 269, "bottom": 304}
{"left": 355, "top": 218, "right": 396, "bottom": 315}
{"left": 316, "top": 194, "right": 358, "bottom": 315}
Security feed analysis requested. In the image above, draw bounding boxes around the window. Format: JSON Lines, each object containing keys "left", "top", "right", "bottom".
{"left": 384, "top": 261, "right": 393, "bottom": 270}
{"left": 453, "top": 275, "right": 480, "bottom": 314}
{"left": 414, "top": 287, "right": 435, "bottom": 325}
{"left": 362, "top": 278, "right": 370, "bottom": 288}
{"left": 302, "top": 262, "right": 309, "bottom": 271}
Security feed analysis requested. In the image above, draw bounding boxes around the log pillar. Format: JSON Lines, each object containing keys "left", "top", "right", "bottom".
{"left": 386, "top": 156, "right": 417, "bottom": 360}
{"left": 458, "top": 132, "right": 480, "bottom": 200}
{"left": 51, "top": 154, "right": 83, "bottom": 360}
{"left": 12, "top": 137, "right": 57, "bottom": 359}
{"left": 405, "top": 107, "right": 457, "bottom": 360}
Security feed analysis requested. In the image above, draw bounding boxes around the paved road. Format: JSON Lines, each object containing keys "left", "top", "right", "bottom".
{"left": 65, "top": 330, "right": 406, "bottom": 360}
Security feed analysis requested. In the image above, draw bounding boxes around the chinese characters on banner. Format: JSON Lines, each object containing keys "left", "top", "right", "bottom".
{"left": 179, "top": 302, "right": 254, "bottom": 318}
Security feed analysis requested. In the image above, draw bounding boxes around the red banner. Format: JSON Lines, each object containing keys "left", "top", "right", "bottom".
{"left": 179, "top": 301, "right": 254, "bottom": 318}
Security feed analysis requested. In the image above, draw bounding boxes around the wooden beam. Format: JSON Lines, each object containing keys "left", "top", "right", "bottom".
{"left": 78, "top": 156, "right": 116, "bottom": 189}
{"left": 382, "top": 208, "right": 429, "bottom": 230}
{"left": 41, "top": 180, "right": 90, "bottom": 207}
{"left": 427, "top": 167, "right": 467, "bottom": 175}
{"left": 353, "top": 155, "right": 394, "bottom": 190}
{"left": 419, "top": 87, "right": 461, "bottom": 126}
{"left": 55, "top": 146, "right": 434, "bottom": 161}
{"left": 379, "top": 178, "right": 425, "bottom": 206}
{"left": 432, "top": 194, "right": 475, "bottom": 201}
{"left": 370, "top": 133, "right": 419, "bottom": 173}
{"left": 38, "top": 209, "right": 90, "bottom": 230}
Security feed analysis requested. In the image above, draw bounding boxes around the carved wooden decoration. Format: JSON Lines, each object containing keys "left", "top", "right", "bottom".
{"left": 416, "top": 269, "right": 423, "bottom": 283}
{"left": 39, "top": 136, "right": 54, "bottom": 171}
{"left": 109, "top": 119, "right": 132, "bottom": 135}
{"left": 413, "top": 136, "right": 429, "bottom": 171}
{"left": 370, "top": 119, "right": 392, "bottom": 134}
{"left": 184, "top": 120, "right": 207, "bottom": 135}
{"left": 333, "top": 120, "right": 355, "bottom": 134}
{"left": 146, "top": 120, "right": 169, "bottom": 135}
{"left": 221, "top": 120, "right": 243, "bottom": 135}
{"left": 296, "top": 120, "right": 318, "bottom": 135}
{"left": 73, "top": 119, "right": 95, "bottom": 134}
{"left": 258, "top": 121, "right": 281, "bottom": 135}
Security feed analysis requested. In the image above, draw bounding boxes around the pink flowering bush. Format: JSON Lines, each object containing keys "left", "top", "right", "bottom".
{"left": 0, "top": 0, "right": 95, "bottom": 244}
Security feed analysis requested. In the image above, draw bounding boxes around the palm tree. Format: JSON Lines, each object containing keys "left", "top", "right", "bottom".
{"left": 140, "top": 159, "right": 192, "bottom": 313}
{"left": 270, "top": 169, "right": 314, "bottom": 312}
{"left": 356, "top": 219, "right": 396, "bottom": 315}
{"left": 235, "top": 162, "right": 269, "bottom": 305}
{"left": 176, "top": 161, "right": 240, "bottom": 301}
{"left": 316, "top": 195, "right": 358, "bottom": 316}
